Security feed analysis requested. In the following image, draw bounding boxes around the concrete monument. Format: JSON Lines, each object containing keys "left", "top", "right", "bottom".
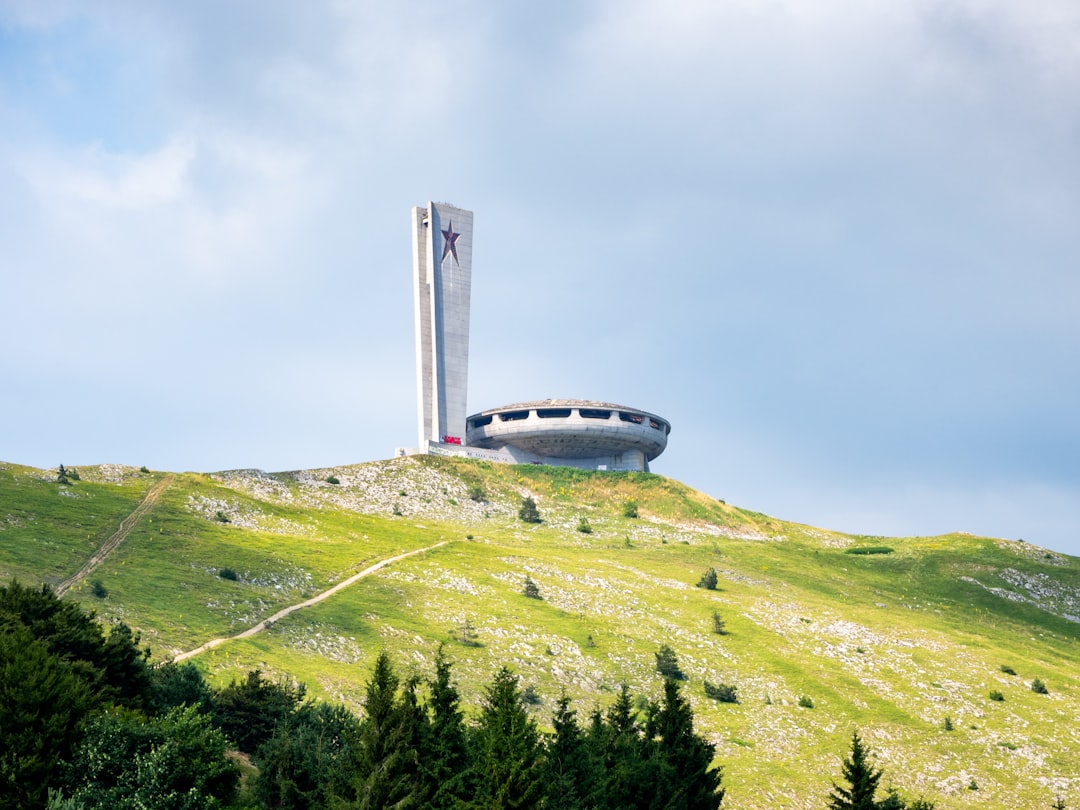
{"left": 411, "top": 201, "right": 473, "bottom": 450}
{"left": 403, "top": 201, "right": 669, "bottom": 472}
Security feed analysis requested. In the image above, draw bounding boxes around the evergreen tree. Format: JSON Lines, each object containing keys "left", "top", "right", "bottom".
{"left": 148, "top": 661, "right": 214, "bottom": 717}
{"left": 523, "top": 576, "right": 542, "bottom": 600}
{"left": 593, "top": 684, "right": 650, "bottom": 810}
{"left": 650, "top": 678, "right": 725, "bottom": 809}
{"left": 655, "top": 644, "right": 686, "bottom": 680}
{"left": 213, "top": 669, "right": 305, "bottom": 755}
{"left": 519, "top": 496, "right": 542, "bottom": 524}
{"left": 696, "top": 568, "right": 719, "bottom": 590}
{"left": 0, "top": 580, "right": 152, "bottom": 711}
{"left": 0, "top": 625, "right": 95, "bottom": 810}
{"left": 422, "top": 646, "right": 472, "bottom": 808}
{"left": 543, "top": 694, "right": 594, "bottom": 810}
{"left": 254, "top": 701, "right": 359, "bottom": 810}
{"left": 469, "top": 666, "right": 545, "bottom": 809}
{"left": 339, "top": 652, "right": 420, "bottom": 809}
{"left": 828, "top": 730, "right": 882, "bottom": 810}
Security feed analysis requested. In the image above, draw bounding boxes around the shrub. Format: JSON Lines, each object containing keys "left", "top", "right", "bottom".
{"left": 798, "top": 695, "right": 815, "bottom": 709}
{"left": 711, "top": 610, "right": 727, "bottom": 635}
{"left": 521, "top": 684, "right": 542, "bottom": 705}
{"left": 90, "top": 580, "right": 108, "bottom": 599}
{"left": 522, "top": 576, "right": 542, "bottom": 600}
{"left": 1031, "top": 678, "right": 1049, "bottom": 694}
{"left": 219, "top": 568, "right": 238, "bottom": 581}
{"left": 57, "top": 464, "right": 70, "bottom": 485}
{"left": 989, "top": 690, "right": 1005, "bottom": 702}
{"left": 576, "top": 516, "right": 592, "bottom": 534}
{"left": 467, "top": 483, "right": 487, "bottom": 502}
{"left": 622, "top": 499, "right": 639, "bottom": 518}
{"left": 1000, "top": 664, "right": 1017, "bottom": 675}
{"left": 392, "top": 503, "right": 403, "bottom": 516}
{"left": 139, "top": 466, "right": 150, "bottom": 474}
{"left": 454, "top": 617, "right": 479, "bottom": 646}
{"left": 326, "top": 475, "right": 340, "bottom": 485}
{"left": 942, "top": 716, "right": 954, "bottom": 731}
{"left": 844, "top": 546, "right": 893, "bottom": 555}
{"left": 654, "top": 644, "right": 686, "bottom": 680}
{"left": 697, "top": 567, "right": 719, "bottom": 590}
{"left": 704, "top": 681, "right": 738, "bottom": 703}
{"left": 215, "top": 511, "right": 230, "bottom": 524}
{"left": 519, "top": 496, "right": 541, "bottom": 524}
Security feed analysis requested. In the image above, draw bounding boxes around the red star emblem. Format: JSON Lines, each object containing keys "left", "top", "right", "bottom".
{"left": 441, "top": 221, "right": 460, "bottom": 266}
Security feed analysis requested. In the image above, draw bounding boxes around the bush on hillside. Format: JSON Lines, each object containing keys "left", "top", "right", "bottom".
{"left": 844, "top": 546, "right": 893, "bottom": 555}
{"left": 622, "top": 499, "right": 639, "bottom": 518}
{"left": 1032, "top": 678, "right": 1049, "bottom": 694}
{"left": 711, "top": 610, "right": 727, "bottom": 635}
{"left": 697, "top": 567, "right": 719, "bottom": 590}
{"left": 989, "top": 690, "right": 1005, "bottom": 702}
{"left": 704, "top": 681, "right": 738, "bottom": 703}
{"left": 519, "top": 496, "right": 541, "bottom": 524}
{"left": 522, "top": 576, "right": 542, "bottom": 600}
{"left": 655, "top": 644, "right": 686, "bottom": 680}
{"left": 576, "top": 516, "right": 592, "bottom": 534}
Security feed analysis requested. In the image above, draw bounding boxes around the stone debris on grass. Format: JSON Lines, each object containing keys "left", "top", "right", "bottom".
{"left": 961, "top": 571, "right": 1080, "bottom": 623}
{"left": 185, "top": 494, "right": 312, "bottom": 536}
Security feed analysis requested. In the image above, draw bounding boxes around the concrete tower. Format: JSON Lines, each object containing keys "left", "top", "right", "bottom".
{"left": 412, "top": 201, "right": 474, "bottom": 449}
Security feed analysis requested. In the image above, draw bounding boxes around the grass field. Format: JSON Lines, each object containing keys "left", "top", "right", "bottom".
{"left": 2, "top": 456, "right": 1078, "bottom": 809}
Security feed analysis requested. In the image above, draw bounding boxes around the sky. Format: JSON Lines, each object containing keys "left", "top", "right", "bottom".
{"left": 2, "top": 1, "right": 1079, "bottom": 556}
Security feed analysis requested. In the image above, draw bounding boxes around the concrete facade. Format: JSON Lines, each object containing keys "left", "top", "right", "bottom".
{"left": 466, "top": 400, "right": 669, "bottom": 472}
{"left": 412, "top": 202, "right": 473, "bottom": 449}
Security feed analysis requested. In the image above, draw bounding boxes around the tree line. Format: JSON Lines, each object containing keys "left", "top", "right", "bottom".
{"left": 7, "top": 579, "right": 1044, "bottom": 810}
{"left": 0, "top": 580, "right": 722, "bottom": 809}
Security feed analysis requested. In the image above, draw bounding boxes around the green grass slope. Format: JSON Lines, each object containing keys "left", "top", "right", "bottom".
{"left": 2, "top": 457, "right": 1078, "bottom": 809}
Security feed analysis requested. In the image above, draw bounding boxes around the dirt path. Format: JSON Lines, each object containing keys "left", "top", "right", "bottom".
{"left": 56, "top": 474, "right": 176, "bottom": 597}
{"left": 172, "top": 541, "right": 450, "bottom": 663}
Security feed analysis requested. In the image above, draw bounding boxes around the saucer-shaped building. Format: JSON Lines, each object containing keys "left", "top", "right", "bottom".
{"left": 465, "top": 399, "right": 670, "bottom": 472}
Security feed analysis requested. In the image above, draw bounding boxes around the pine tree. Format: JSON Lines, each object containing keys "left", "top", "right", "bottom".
{"left": 469, "top": 666, "right": 545, "bottom": 809}
{"left": 523, "top": 576, "right": 542, "bottom": 600}
{"left": 650, "top": 678, "right": 725, "bottom": 809}
{"left": 422, "top": 646, "right": 472, "bottom": 808}
{"left": 0, "top": 626, "right": 95, "bottom": 809}
{"left": 594, "top": 684, "right": 650, "bottom": 810}
{"left": 655, "top": 644, "right": 686, "bottom": 680}
{"left": 828, "top": 730, "right": 883, "bottom": 810}
{"left": 341, "top": 652, "right": 421, "bottom": 809}
{"left": 543, "top": 694, "right": 594, "bottom": 810}
{"left": 519, "top": 496, "right": 542, "bottom": 524}
{"left": 696, "top": 567, "right": 719, "bottom": 590}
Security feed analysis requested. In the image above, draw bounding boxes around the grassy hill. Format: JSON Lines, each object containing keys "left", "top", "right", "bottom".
{"left": 1, "top": 456, "right": 1078, "bottom": 809}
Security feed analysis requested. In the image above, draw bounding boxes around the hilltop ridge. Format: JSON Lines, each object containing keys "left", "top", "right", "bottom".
{"left": 1, "top": 456, "right": 1078, "bottom": 808}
